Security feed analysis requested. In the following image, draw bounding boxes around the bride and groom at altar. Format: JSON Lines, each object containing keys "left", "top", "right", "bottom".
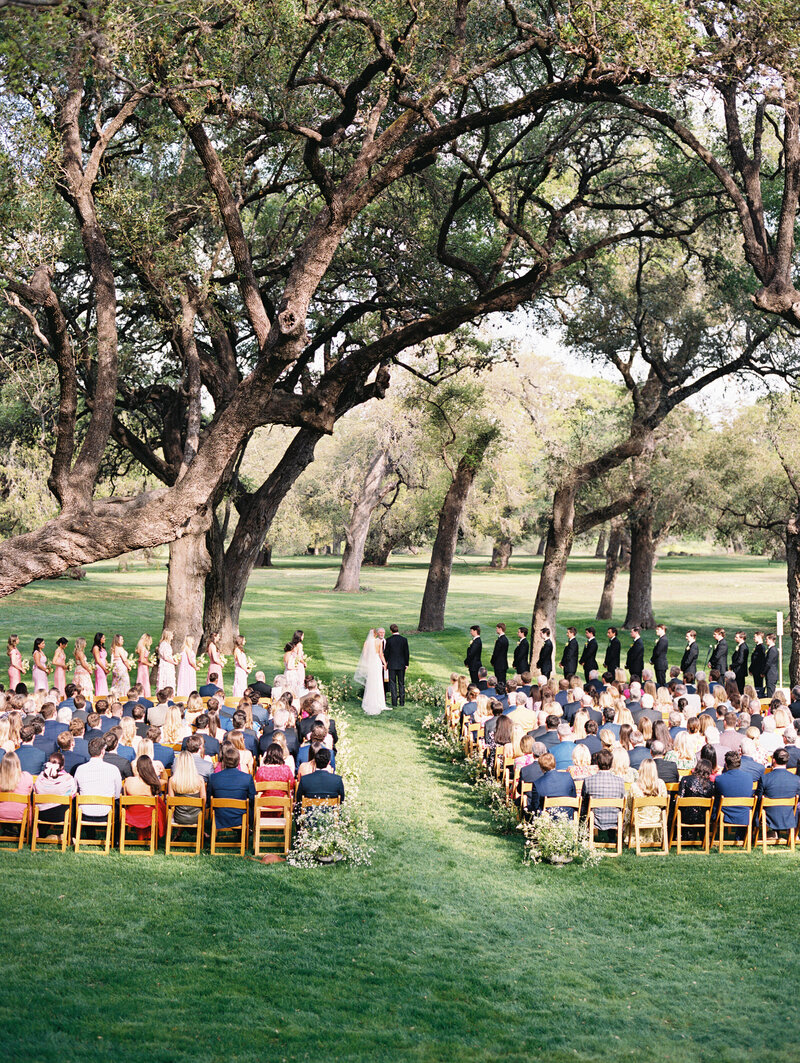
{"left": 354, "top": 625, "right": 410, "bottom": 715}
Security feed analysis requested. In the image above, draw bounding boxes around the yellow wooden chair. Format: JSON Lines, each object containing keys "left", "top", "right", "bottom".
{"left": 756, "top": 797, "right": 798, "bottom": 853}
{"left": 626, "top": 795, "right": 669, "bottom": 855}
{"left": 0, "top": 793, "right": 30, "bottom": 850}
{"left": 165, "top": 796, "right": 205, "bottom": 855}
{"left": 31, "top": 793, "right": 72, "bottom": 853}
{"left": 542, "top": 796, "right": 581, "bottom": 818}
{"left": 713, "top": 797, "right": 756, "bottom": 853}
{"left": 300, "top": 796, "right": 341, "bottom": 812}
{"left": 253, "top": 793, "right": 293, "bottom": 856}
{"left": 74, "top": 795, "right": 115, "bottom": 854}
{"left": 210, "top": 797, "right": 248, "bottom": 855}
{"left": 670, "top": 797, "right": 712, "bottom": 854}
{"left": 587, "top": 797, "right": 625, "bottom": 856}
{"left": 119, "top": 795, "right": 159, "bottom": 855}
{"left": 518, "top": 781, "right": 534, "bottom": 821}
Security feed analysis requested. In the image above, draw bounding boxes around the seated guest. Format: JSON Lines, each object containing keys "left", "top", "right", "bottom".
{"left": 41, "top": 702, "right": 68, "bottom": 744}
{"left": 628, "top": 730, "right": 650, "bottom": 769}
{"left": 247, "top": 670, "right": 273, "bottom": 701}
{"left": 665, "top": 731, "right": 696, "bottom": 771}
{"left": 719, "top": 712, "right": 744, "bottom": 752}
{"left": 761, "top": 748, "right": 800, "bottom": 833}
{"left": 507, "top": 692, "right": 536, "bottom": 731}
{"left": 0, "top": 751, "right": 34, "bottom": 829}
{"left": 220, "top": 731, "right": 254, "bottom": 775}
{"left": 537, "top": 714, "right": 562, "bottom": 749}
{"left": 161, "top": 705, "right": 191, "bottom": 747}
{"left": 582, "top": 748, "right": 625, "bottom": 835}
{"left": 117, "top": 717, "right": 138, "bottom": 762}
{"left": 758, "top": 716, "right": 782, "bottom": 759}
{"left": 136, "top": 739, "right": 165, "bottom": 776}
{"left": 296, "top": 748, "right": 345, "bottom": 803}
{"left": 599, "top": 706, "right": 620, "bottom": 740}
{"left": 103, "top": 731, "right": 133, "bottom": 780}
{"left": 32, "top": 751, "right": 77, "bottom": 833}
{"left": 58, "top": 683, "right": 78, "bottom": 710}
{"left": 131, "top": 704, "right": 149, "bottom": 738}
{"left": 229, "top": 711, "right": 259, "bottom": 757}
{"left": 626, "top": 758, "right": 667, "bottom": 845}
{"left": 297, "top": 722, "right": 335, "bottom": 764}
{"left": 16, "top": 725, "right": 47, "bottom": 776}
{"left": 207, "top": 745, "right": 256, "bottom": 829}
{"left": 530, "top": 751, "right": 577, "bottom": 816}
{"left": 483, "top": 699, "right": 504, "bottom": 749}
{"left": 459, "top": 685, "right": 480, "bottom": 731}
{"left": 168, "top": 751, "right": 207, "bottom": 825}
{"left": 182, "top": 734, "right": 213, "bottom": 780}
{"left": 713, "top": 749, "right": 756, "bottom": 837}
{"left": 781, "top": 727, "right": 800, "bottom": 769}
{"left": 32, "top": 717, "right": 57, "bottom": 758}
{"left": 650, "top": 740, "right": 679, "bottom": 784}
{"left": 148, "top": 689, "right": 172, "bottom": 728}
{"left": 199, "top": 678, "right": 224, "bottom": 698}
{"left": 611, "top": 747, "right": 636, "bottom": 786}
{"left": 183, "top": 714, "right": 220, "bottom": 758}
{"left": 70, "top": 693, "right": 89, "bottom": 722}
{"left": 146, "top": 726, "right": 175, "bottom": 770}
{"left": 255, "top": 742, "right": 296, "bottom": 798}
{"left": 552, "top": 723, "right": 576, "bottom": 770}
{"left": 56, "top": 730, "right": 89, "bottom": 775}
{"left": 677, "top": 757, "right": 714, "bottom": 828}
{"left": 122, "top": 754, "right": 166, "bottom": 839}
{"left": 74, "top": 735, "right": 122, "bottom": 825}
{"left": 739, "top": 737, "right": 767, "bottom": 787}
{"left": 577, "top": 719, "right": 602, "bottom": 756}
{"left": 84, "top": 713, "right": 104, "bottom": 744}
{"left": 513, "top": 734, "right": 536, "bottom": 772}
{"left": 299, "top": 701, "right": 338, "bottom": 745}
{"left": 668, "top": 710, "right": 687, "bottom": 740}
{"left": 568, "top": 742, "right": 597, "bottom": 781}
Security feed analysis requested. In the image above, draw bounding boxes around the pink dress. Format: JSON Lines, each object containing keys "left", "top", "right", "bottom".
{"left": 32, "top": 653, "right": 49, "bottom": 693}
{"left": 53, "top": 650, "right": 67, "bottom": 700}
{"left": 232, "top": 650, "right": 248, "bottom": 698}
{"left": 94, "top": 648, "right": 109, "bottom": 696}
{"left": 73, "top": 656, "right": 93, "bottom": 698}
{"left": 176, "top": 650, "right": 197, "bottom": 697}
{"left": 8, "top": 647, "right": 22, "bottom": 690}
{"left": 136, "top": 653, "right": 151, "bottom": 698}
{"left": 207, "top": 643, "right": 223, "bottom": 690}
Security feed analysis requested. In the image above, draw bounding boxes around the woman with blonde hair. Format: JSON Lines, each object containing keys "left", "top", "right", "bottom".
{"left": 168, "top": 751, "right": 206, "bottom": 825}
{"left": 454, "top": 675, "right": 469, "bottom": 704}
{"left": 225, "top": 731, "right": 253, "bottom": 774}
{"left": 773, "top": 706, "right": 791, "bottom": 731}
{"left": 572, "top": 710, "right": 589, "bottom": 741}
{"left": 72, "top": 637, "right": 93, "bottom": 699}
{"left": 176, "top": 635, "right": 198, "bottom": 698}
{"left": 599, "top": 728, "right": 616, "bottom": 752}
{"left": 136, "top": 634, "right": 153, "bottom": 697}
{"left": 616, "top": 705, "right": 634, "bottom": 728}
{"left": 569, "top": 742, "right": 596, "bottom": 781}
{"left": 446, "top": 673, "right": 460, "bottom": 702}
{"left": 161, "top": 705, "right": 190, "bottom": 747}
{"left": 611, "top": 747, "right": 636, "bottom": 785}
{"left": 184, "top": 692, "right": 204, "bottom": 724}
{"left": 712, "top": 685, "right": 728, "bottom": 710}
{"left": 686, "top": 716, "right": 704, "bottom": 754}
{"left": 643, "top": 680, "right": 657, "bottom": 700}
{"left": 666, "top": 730, "right": 696, "bottom": 770}
{"left": 110, "top": 634, "right": 132, "bottom": 698}
{"left": 627, "top": 757, "right": 667, "bottom": 844}
{"left": 157, "top": 630, "right": 178, "bottom": 691}
{"left": 136, "top": 738, "right": 165, "bottom": 776}
{"left": 0, "top": 717, "right": 14, "bottom": 754}
{"left": 119, "top": 717, "right": 139, "bottom": 760}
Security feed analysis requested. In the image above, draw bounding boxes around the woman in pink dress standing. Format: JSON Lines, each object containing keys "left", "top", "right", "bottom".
{"left": 53, "top": 638, "right": 68, "bottom": 700}
{"left": 6, "top": 635, "right": 24, "bottom": 691}
{"left": 135, "top": 634, "right": 153, "bottom": 698}
{"left": 176, "top": 635, "right": 198, "bottom": 697}
{"left": 32, "top": 638, "right": 50, "bottom": 693}
{"left": 157, "top": 630, "right": 177, "bottom": 691}
{"left": 92, "top": 632, "right": 111, "bottom": 697}
{"left": 73, "top": 637, "right": 94, "bottom": 699}
{"left": 291, "top": 630, "right": 307, "bottom": 693}
{"left": 232, "top": 635, "right": 249, "bottom": 698}
{"left": 110, "top": 634, "right": 131, "bottom": 698}
{"left": 206, "top": 631, "right": 224, "bottom": 691}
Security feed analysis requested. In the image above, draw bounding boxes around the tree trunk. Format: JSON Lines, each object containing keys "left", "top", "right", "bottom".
{"left": 596, "top": 517, "right": 625, "bottom": 620}
{"left": 255, "top": 543, "right": 272, "bottom": 567}
{"left": 163, "top": 530, "right": 212, "bottom": 648}
{"left": 619, "top": 528, "right": 631, "bottom": 570}
{"left": 624, "top": 506, "right": 657, "bottom": 629}
{"left": 489, "top": 537, "right": 513, "bottom": 569}
{"left": 419, "top": 430, "right": 496, "bottom": 631}
{"left": 536, "top": 535, "right": 546, "bottom": 556}
{"left": 594, "top": 527, "right": 607, "bottom": 558}
{"left": 363, "top": 531, "right": 393, "bottom": 566}
{"left": 334, "top": 451, "right": 393, "bottom": 592}
{"left": 530, "top": 483, "right": 577, "bottom": 661}
{"left": 786, "top": 521, "right": 800, "bottom": 687}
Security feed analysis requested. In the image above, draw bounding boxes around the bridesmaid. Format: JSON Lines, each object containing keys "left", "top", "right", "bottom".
{"left": 53, "top": 637, "right": 68, "bottom": 700}
{"left": 157, "top": 629, "right": 177, "bottom": 691}
{"left": 110, "top": 634, "right": 131, "bottom": 698}
{"left": 32, "top": 638, "right": 50, "bottom": 693}
{"left": 73, "top": 637, "right": 94, "bottom": 699}
{"left": 7, "top": 635, "right": 24, "bottom": 691}
{"left": 135, "top": 634, "right": 153, "bottom": 698}
{"left": 176, "top": 635, "right": 197, "bottom": 697}
{"left": 283, "top": 640, "right": 299, "bottom": 695}
{"left": 206, "top": 631, "right": 224, "bottom": 691}
{"left": 232, "top": 635, "right": 249, "bottom": 698}
{"left": 292, "top": 630, "right": 307, "bottom": 693}
{"left": 92, "top": 632, "right": 111, "bottom": 697}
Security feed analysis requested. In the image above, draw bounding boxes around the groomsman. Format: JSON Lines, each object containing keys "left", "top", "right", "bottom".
{"left": 490, "top": 623, "right": 509, "bottom": 684}
{"left": 650, "top": 624, "right": 669, "bottom": 687}
{"left": 765, "top": 633, "right": 779, "bottom": 697}
{"left": 750, "top": 631, "right": 766, "bottom": 696}
{"left": 513, "top": 627, "right": 530, "bottom": 675}
{"left": 579, "top": 627, "right": 598, "bottom": 682}
{"left": 731, "top": 631, "right": 749, "bottom": 694}
{"left": 560, "top": 627, "right": 579, "bottom": 678}
{"left": 626, "top": 627, "right": 644, "bottom": 679}
{"left": 536, "top": 628, "right": 553, "bottom": 679}
{"left": 681, "top": 630, "right": 699, "bottom": 678}
{"left": 708, "top": 628, "right": 728, "bottom": 676}
{"left": 603, "top": 627, "right": 621, "bottom": 675}
{"left": 464, "top": 626, "right": 482, "bottom": 685}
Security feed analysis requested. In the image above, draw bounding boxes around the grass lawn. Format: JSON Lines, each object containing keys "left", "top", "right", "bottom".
{"left": 0, "top": 552, "right": 797, "bottom": 1062}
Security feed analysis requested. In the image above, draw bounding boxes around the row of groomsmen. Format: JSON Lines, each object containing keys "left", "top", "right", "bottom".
{"left": 465, "top": 623, "right": 781, "bottom": 697}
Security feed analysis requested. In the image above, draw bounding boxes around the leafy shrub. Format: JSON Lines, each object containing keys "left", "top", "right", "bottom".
{"left": 405, "top": 679, "right": 444, "bottom": 708}
{"left": 487, "top": 790, "right": 520, "bottom": 835}
{"left": 520, "top": 809, "right": 601, "bottom": 866}
{"left": 287, "top": 805, "right": 374, "bottom": 868}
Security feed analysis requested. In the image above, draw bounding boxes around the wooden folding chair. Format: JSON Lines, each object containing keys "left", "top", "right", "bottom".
{"left": 518, "top": 781, "right": 534, "bottom": 820}
{"left": 165, "top": 796, "right": 205, "bottom": 855}
{"left": 300, "top": 796, "right": 341, "bottom": 812}
{"left": 119, "top": 795, "right": 159, "bottom": 855}
{"left": 713, "top": 797, "right": 756, "bottom": 853}
{"left": 253, "top": 794, "right": 293, "bottom": 856}
{"left": 542, "top": 796, "right": 580, "bottom": 818}
{"left": 626, "top": 795, "right": 669, "bottom": 855}
{"left": 31, "top": 793, "right": 72, "bottom": 853}
{"left": 0, "top": 793, "right": 30, "bottom": 850}
{"left": 670, "top": 797, "right": 712, "bottom": 853}
{"left": 74, "top": 795, "right": 115, "bottom": 853}
{"left": 756, "top": 797, "right": 798, "bottom": 853}
{"left": 210, "top": 798, "right": 248, "bottom": 855}
{"left": 463, "top": 720, "right": 481, "bottom": 756}
{"left": 587, "top": 797, "right": 625, "bottom": 856}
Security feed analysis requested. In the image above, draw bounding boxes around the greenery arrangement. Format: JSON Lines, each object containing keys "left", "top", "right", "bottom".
{"left": 520, "top": 810, "right": 601, "bottom": 868}
{"left": 287, "top": 805, "right": 374, "bottom": 869}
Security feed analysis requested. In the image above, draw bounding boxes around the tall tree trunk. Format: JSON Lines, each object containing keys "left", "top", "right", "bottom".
{"left": 363, "top": 530, "right": 393, "bottom": 566}
{"left": 164, "top": 530, "right": 212, "bottom": 647}
{"left": 536, "top": 535, "right": 546, "bottom": 556}
{"left": 786, "top": 520, "right": 800, "bottom": 686}
{"left": 619, "top": 527, "right": 632, "bottom": 570}
{"left": 255, "top": 543, "right": 272, "bottom": 568}
{"left": 624, "top": 504, "right": 657, "bottom": 629}
{"left": 490, "top": 537, "right": 513, "bottom": 569}
{"left": 594, "top": 527, "right": 607, "bottom": 558}
{"left": 531, "top": 483, "right": 577, "bottom": 661}
{"left": 334, "top": 451, "right": 394, "bottom": 592}
{"left": 596, "top": 516, "right": 625, "bottom": 620}
{"left": 419, "top": 430, "right": 496, "bottom": 631}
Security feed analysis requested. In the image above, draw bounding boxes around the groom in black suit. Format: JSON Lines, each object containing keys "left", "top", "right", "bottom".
{"left": 465, "top": 626, "right": 482, "bottom": 685}
{"left": 384, "top": 624, "right": 410, "bottom": 707}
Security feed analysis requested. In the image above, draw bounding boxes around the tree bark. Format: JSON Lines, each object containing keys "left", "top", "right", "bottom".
{"left": 594, "top": 527, "right": 607, "bottom": 557}
{"left": 536, "top": 535, "right": 546, "bottom": 556}
{"left": 333, "top": 451, "right": 394, "bottom": 592}
{"left": 419, "top": 430, "right": 496, "bottom": 631}
{"left": 489, "top": 537, "right": 513, "bottom": 568}
{"left": 624, "top": 505, "right": 657, "bottom": 629}
{"left": 255, "top": 544, "right": 272, "bottom": 568}
{"left": 363, "top": 530, "right": 393, "bottom": 566}
{"left": 596, "top": 516, "right": 625, "bottom": 620}
{"left": 164, "top": 530, "right": 212, "bottom": 648}
{"left": 531, "top": 483, "right": 577, "bottom": 657}
{"left": 786, "top": 521, "right": 800, "bottom": 687}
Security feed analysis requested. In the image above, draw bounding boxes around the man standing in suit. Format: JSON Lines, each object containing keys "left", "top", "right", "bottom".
{"left": 513, "top": 627, "right": 530, "bottom": 676}
{"left": 681, "top": 630, "right": 699, "bottom": 679}
{"left": 650, "top": 624, "right": 669, "bottom": 687}
{"left": 536, "top": 628, "right": 553, "bottom": 679}
{"left": 750, "top": 631, "right": 767, "bottom": 696}
{"left": 603, "top": 627, "right": 621, "bottom": 675}
{"left": 731, "top": 631, "right": 749, "bottom": 694}
{"left": 490, "top": 623, "right": 509, "bottom": 685}
{"left": 626, "top": 627, "right": 644, "bottom": 679}
{"left": 464, "top": 626, "right": 482, "bottom": 685}
{"left": 579, "top": 627, "right": 598, "bottom": 682}
{"left": 764, "top": 633, "right": 779, "bottom": 697}
{"left": 708, "top": 628, "right": 728, "bottom": 676}
{"left": 560, "top": 627, "right": 579, "bottom": 678}
{"left": 384, "top": 624, "right": 410, "bottom": 707}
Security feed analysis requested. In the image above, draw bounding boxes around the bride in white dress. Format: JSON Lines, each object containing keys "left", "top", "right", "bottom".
{"left": 354, "top": 629, "right": 388, "bottom": 716}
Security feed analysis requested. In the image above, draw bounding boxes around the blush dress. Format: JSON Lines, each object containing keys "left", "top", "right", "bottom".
{"left": 32, "top": 652, "right": 49, "bottom": 693}
{"left": 176, "top": 649, "right": 197, "bottom": 698}
{"left": 53, "top": 648, "right": 67, "bottom": 700}
{"left": 232, "top": 649, "right": 249, "bottom": 698}
{"left": 111, "top": 650, "right": 131, "bottom": 698}
{"left": 94, "top": 649, "right": 109, "bottom": 696}
{"left": 73, "top": 654, "right": 94, "bottom": 698}
{"left": 207, "top": 643, "right": 224, "bottom": 690}
{"left": 137, "top": 652, "right": 151, "bottom": 698}
{"left": 8, "top": 647, "right": 22, "bottom": 690}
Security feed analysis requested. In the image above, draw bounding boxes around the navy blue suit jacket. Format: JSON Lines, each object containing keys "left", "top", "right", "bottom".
{"left": 152, "top": 742, "right": 175, "bottom": 769}
{"left": 628, "top": 747, "right": 651, "bottom": 769}
{"left": 207, "top": 768, "right": 256, "bottom": 827}
{"left": 33, "top": 734, "right": 58, "bottom": 757}
{"left": 761, "top": 769, "right": 800, "bottom": 830}
{"left": 714, "top": 769, "right": 756, "bottom": 825}
{"left": 296, "top": 770, "right": 345, "bottom": 803}
{"left": 532, "top": 770, "right": 577, "bottom": 816}
{"left": 63, "top": 750, "right": 89, "bottom": 775}
{"left": 577, "top": 735, "right": 602, "bottom": 756}
{"left": 17, "top": 745, "right": 46, "bottom": 774}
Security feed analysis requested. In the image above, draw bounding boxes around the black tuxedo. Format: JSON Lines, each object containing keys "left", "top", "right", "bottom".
{"left": 560, "top": 638, "right": 578, "bottom": 678}
{"left": 536, "top": 639, "right": 553, "bottom": 678}
{"left": 680, "top": 641, "right": 699, "bottom": 677}
{"left": 765, "top": 645, "right": 779, "bottom": 696}
{"left": 708, "top": 638, "right": 728, "bottom": 676}
{"left": 603, "top": 637, "right": 621, "bottom": 674}
{"left": 750, "top": 643, "right": 767, "bottom": 694}
{"left": 731, "top": 642, "right": 749, "bottom": 693}
{"left": 626, "top": 638, "right": 644, "bottom": 678}
{"left": 650, "top": 635, "right": 669, "bottom": 687}
{"left": 490, "top": 635, "right": 509, "bottom": 683}
{"left": 579, "top": 638, "right": 598, "bottom": 681}
{"left": 384, "top": 633, "right": 409, "bottom": 706}
{"left": 464, "top": 637, "right": 482, "bottom": 685}
{"left": 512, "top": 638, "right": 530, "bottom": 675}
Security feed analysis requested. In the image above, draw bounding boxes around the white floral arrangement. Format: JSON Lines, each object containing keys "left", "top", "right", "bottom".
{"left": 520, "top": 809, "right": 601, "bottom": 867}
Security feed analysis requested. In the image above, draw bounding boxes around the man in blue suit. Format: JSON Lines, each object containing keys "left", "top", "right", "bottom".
{"left": 761, "top": 748, "right": 800, "bottom": 832}
{"left": 576, "top": 720, "right": 602, "bottom": 757}
{"left": 530, "top": 753, "right": 577, "bottom": 816}
{"left": 207, "top": 745, "right": 256, "bottom": 829}
{"left": 552, "top": 725, "right": 576, "bottom": 770}
{"left": 57, "top": 683, "right": 78, "bottom": 711}
{"left": 296, "top": 748, "right": 345, "bottom": 803}
{"left": 42, "top": 704, "right": 68, "bottom": 743}
{"left": 16, "top": 726, "right": 47, "bottom": 775}
{"left": 146, "top": 726, "right": 175, "bottom": 770}
{"left": 714, "top": 750, "right": 756, "bottom": 838}
{"left": 56, "top": 731, "right": 89, "bottom": 775}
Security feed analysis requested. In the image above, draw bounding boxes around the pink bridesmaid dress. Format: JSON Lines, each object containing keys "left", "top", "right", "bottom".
{"left": 94, "top": 649, "right": 109, "bottom": 696}
{"left": 53, "top": 651, "right": 67, "bottom": 700}
{"left": 207, "top": 644, "right": 223, "bottom": 691}
{"left": 8, "top": 648, "right": 22, "bottom": 690}
{"left": 176, "top": 650, "right": 197, "bottom": 697}
{"left": 137, "top": 653, "right": 151, "bottom": 698}
{"left": 32, "top": 653, "right": 48, "bottom": 693}
{"left": 232, "top": 650, "right": 248, "bottom": 697}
